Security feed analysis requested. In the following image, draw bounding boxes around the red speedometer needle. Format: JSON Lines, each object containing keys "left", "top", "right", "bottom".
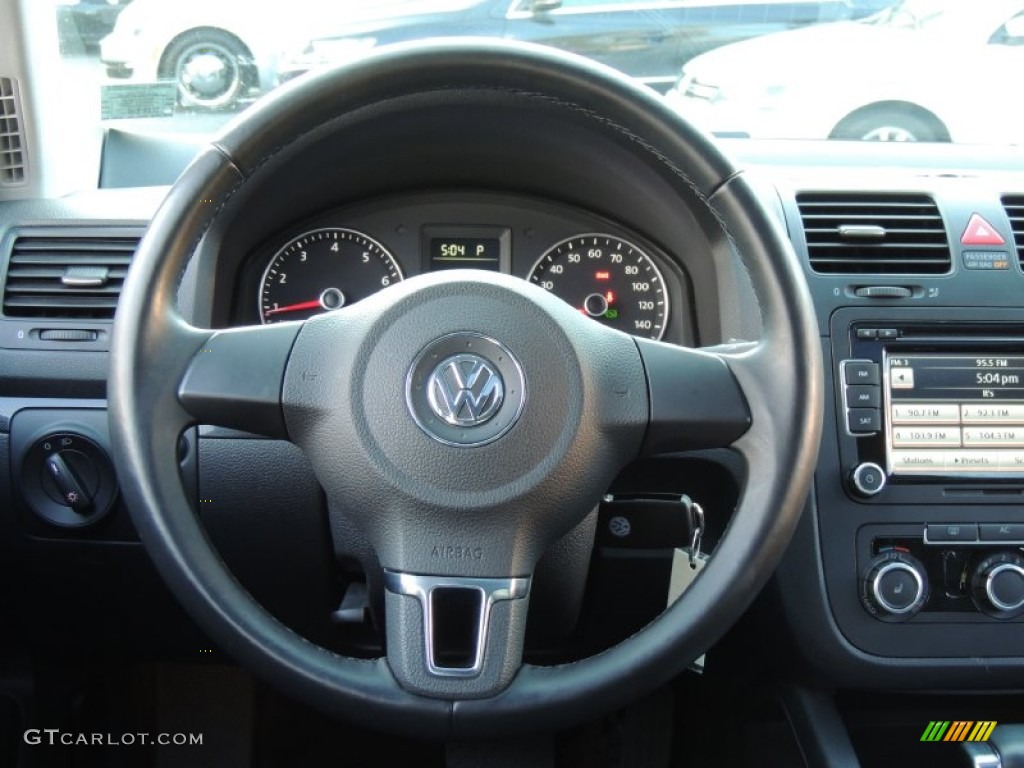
{"left": 264, "top": 299, "right": 322, "bottom": 317}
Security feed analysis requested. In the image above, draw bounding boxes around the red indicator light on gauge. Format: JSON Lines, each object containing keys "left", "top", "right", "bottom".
{"left": 595, "top": 271, "right": 610, "bottom": 281}
{"left": 605, "top": 291, "right": 615, "bottom": 303}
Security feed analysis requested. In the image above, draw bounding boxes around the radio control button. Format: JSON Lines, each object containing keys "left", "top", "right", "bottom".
{"left": 979, "top": 524, "right": 1024, "bottom": 543}
{"left": 963, "top": 427, "right": 1024, "bottom": 447}
{"left": 891, "top": 403, "right": 960, "bottom": 424}
{"left": 891, "top": 427, "right": 961, "bottom": 447}
{"left": 945, "top": 451, "right": 1003, "bottom": 471}
{"left": 847, "top": 385, "right": 880, "bottom": 408}
{"left": 890, "top": 451, "right": 945, "bottom": 471}
{"left": 925, "top": 523, "right": 978, "bottom": 543}
{"left": 856, "top": 328, "right": 878, "bottom": 340}
{"left": 962, "top": 404, "right": 1024, "bottom": 424}
{"left": 1001, "top": 453, "right": 1024, "bottom": 471}
{"left": 851, "top": 462, "right": 886, "bottom": 496}
{"left": 848, "top": 409, "right": 881, "bottom": 434}
{"left": 890, "top": 367, "right": 915, "bottom": 389}
{"left": 878, "top": 329, "right": 898, "bottom": 339}
{"left": 844, "top": 361, "right": 879, "bottom": 385}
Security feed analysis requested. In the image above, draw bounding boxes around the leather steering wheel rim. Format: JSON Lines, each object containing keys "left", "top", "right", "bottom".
{"left": 108, "top": 39, "right": 822, "bottom": 739}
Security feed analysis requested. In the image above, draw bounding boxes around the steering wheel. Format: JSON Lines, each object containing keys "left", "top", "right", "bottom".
{"left": 108, "top": 40, "right": 822, "bottom": 738}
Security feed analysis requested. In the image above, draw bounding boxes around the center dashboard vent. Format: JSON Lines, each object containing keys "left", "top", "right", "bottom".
{"left": 797, "top": 192, "right": 951, "bottom": 275}
{"left": 2, "top": 231, "right": 140, "bottom": 320}
{"left": 1001, "top": 195, "right": 1024, "bottom": 267}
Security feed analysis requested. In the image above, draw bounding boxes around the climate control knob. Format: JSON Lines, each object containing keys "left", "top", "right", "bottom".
{"left": 861, "top": 551, "right": 928, "bottom": 621}
{"left": 972, "top": 553, "right": 1024, "bottom": 619}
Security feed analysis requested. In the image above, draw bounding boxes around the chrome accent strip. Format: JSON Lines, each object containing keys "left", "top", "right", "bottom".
{"left": 383, "top": 570, "right": 530, "bottom": 678}
{"left": 839, "top": 224, "right": 887, "bottom": 240}
{"left": 61, "top": 266, "right": 109, "bottom": 287}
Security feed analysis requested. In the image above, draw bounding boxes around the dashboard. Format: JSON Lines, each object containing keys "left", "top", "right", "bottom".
{"left": 5, "top": 107, "right": 1024, "bottom": 753}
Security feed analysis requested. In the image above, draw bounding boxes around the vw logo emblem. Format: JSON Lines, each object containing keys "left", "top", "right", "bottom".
{"left": 427, "top": 354, "right": 505, "bottom": 427}
{"left": 406, "top": 333, "right": 526, "bottom": 447}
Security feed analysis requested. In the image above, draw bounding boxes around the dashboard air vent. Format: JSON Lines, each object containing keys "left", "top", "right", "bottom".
{"left": 1001, "top": 195, "right": 1024, "bottom": 267}
{"left": 797, "top": 192, "right": 950, "bottom": 274}
{"left": 0, "top": 77, "right": 26, "bottom": 186}
{"left": 2, "top": 232, "right": 139, "bottom": 319}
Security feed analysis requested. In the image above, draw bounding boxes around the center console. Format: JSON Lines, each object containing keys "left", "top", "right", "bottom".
{"left": 820, "top": 307, "right": 1024, "bottom": 659}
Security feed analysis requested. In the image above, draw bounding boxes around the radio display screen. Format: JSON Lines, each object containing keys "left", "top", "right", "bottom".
{"left": 886, "top": 355, "right": 1024, "bottom": 475}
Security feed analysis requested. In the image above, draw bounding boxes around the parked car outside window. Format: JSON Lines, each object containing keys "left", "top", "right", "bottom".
{"left": 277, "top": 0, "right": 896, "bottom": 94}
{"left": 665, "top": 0, "right": 1024, "bottom": 143}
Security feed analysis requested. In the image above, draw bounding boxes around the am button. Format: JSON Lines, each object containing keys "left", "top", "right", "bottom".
{"left": 847, "top": 385, "right": 880, "bottom": 407}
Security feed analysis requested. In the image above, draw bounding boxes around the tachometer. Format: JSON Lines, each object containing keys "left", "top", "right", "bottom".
{"left": 528, "top": 234, "right": 669, "bottom": 340}
{"left": 259, "top": 227, "right": 402, "bottom": 324}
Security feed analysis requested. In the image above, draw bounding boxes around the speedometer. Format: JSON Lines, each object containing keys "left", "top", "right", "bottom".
{"left": 259, "top": 227, "right": 402, "bottom": 324}
{"left": 528, "top": 234, "right": 669, "bottom": 340}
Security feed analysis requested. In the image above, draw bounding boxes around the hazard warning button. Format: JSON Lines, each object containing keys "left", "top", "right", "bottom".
{"left": 961, "top": 213, "right": 1006, "bottom": 246}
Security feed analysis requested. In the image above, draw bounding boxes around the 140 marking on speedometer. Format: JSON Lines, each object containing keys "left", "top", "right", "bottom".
{"left": 528, "top": 234, "right": 669, "bottom": 340}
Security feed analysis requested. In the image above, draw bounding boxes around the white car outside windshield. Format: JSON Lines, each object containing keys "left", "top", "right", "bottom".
{"left": 666, "top": 0, "right": 1024, "bottom": 143}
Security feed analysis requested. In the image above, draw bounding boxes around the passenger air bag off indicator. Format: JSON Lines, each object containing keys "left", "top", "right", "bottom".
{"left": 962, "top": 251, "right": 1010, "bottom": 270}
{"left": 960, "top": 213, "right": 1006, "bottom": 246}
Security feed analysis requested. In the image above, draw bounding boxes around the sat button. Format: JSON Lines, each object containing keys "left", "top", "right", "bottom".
{"left": 848, "top": 408, "right": 881, "bottom": 434}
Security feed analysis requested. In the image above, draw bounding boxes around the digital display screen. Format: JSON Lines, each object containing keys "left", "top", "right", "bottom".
{"left": 886, "top": 355, "right": 1024, "bottom": 475}
{"left": 429, "top": 237, "right": 501, "bottom": 271}
{"left": 889, "top": 355, "right": 1024, "bottom": 400}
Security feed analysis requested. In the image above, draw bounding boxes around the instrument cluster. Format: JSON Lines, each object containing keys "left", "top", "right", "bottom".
{"left": 238, "top": 192, "right": 691, "bottom": 345}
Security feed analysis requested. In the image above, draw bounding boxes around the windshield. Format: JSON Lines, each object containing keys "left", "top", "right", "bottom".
{"left": 53, "top": 0, "right": 1024, "bottom": 144}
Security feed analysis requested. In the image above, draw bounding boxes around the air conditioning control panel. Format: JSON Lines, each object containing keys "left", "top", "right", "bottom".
{"left": 858, "top": 527, "right": 1024, "bottom": 624}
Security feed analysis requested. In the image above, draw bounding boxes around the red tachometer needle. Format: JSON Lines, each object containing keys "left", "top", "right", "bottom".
{"left": 264, "top": 299, "right": 322, "bottom": 317}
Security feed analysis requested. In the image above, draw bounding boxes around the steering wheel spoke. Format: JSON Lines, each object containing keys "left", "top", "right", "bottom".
{"left": 384, "top": 570, "right": 531, "bottom": 698}
{"left": 177, "top": 321, "right": 301, "bottom": 437}
{"left": 635, "top": 337, "right": 754, "bottom": 455}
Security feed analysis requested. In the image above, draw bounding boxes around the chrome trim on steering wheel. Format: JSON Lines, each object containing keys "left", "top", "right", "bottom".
{"left": 383, "top": 570, "right": 530, "bottom": 678}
